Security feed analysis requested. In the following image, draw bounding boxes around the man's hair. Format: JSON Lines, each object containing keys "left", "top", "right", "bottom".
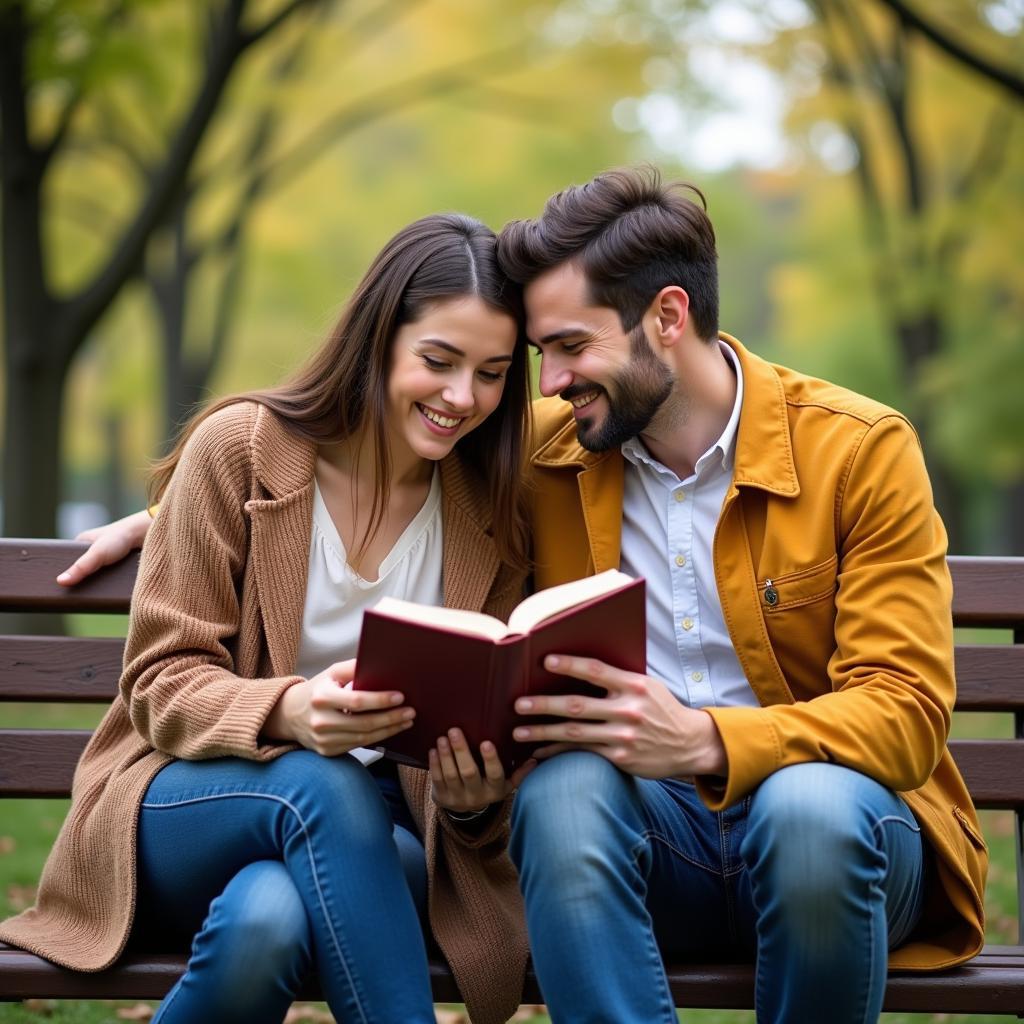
{"left": 497, "top": 165, "right": 719, "bottom": 339}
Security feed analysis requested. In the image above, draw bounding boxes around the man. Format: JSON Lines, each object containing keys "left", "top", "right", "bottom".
{"left": 61, "top": 167, "right": 986, "bottom": 1023}
{"left": 493, "top": 166, "right": 985, "bottom": 1024}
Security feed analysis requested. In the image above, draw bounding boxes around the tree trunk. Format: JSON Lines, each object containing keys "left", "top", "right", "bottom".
{"left": 2, "top": 346, "right": 65, "bottom": 538}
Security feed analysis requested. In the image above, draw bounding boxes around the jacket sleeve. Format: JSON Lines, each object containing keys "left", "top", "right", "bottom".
{"left": 701, "top": 414, "right": 955, "bottom": 808}
{"left": 119, "top": 403, "right": 302, "bottom": 761}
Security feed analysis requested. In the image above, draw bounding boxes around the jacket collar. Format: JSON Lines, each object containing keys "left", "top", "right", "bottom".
{"left": 529, "top": 334, "right": 800, "bottom": 499}
{"left": 250, "top": 403, "right": 318, "bottom": 499}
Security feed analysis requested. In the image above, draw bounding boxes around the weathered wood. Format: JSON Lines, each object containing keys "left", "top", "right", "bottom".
{"left": 0, "top": 540, "right": 138, "bottom": 612}
{"left": 0, "top": 946, "right": 1020, "bottom": 1013}
{"left": 949, "top": 555, "right": 1024, "bottom": 627}
{"left": 954, "top": 644, "right": 1024, "bottom": 709}
{"left": 0, "top": 635, "right": 124, "bottom": 700}
{"left": 2, "top": 730, "right": 1021, "bottom": 812}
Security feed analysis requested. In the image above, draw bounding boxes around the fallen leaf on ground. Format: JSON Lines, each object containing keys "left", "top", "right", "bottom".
{"left": 21, "top": 999, "right": 56, "bottom": 1015}
{"left": 0, "top": 836, "right": 16, "bottom": 855}
{"left": 6, "top": 883, "right": 37, "bottom": 911}
{"left": 510, "top": 1006, "right": 548, "bottom": 1021}
{"left": 434, "top": 1010, "right": 469, "bottom": 1024}
{"left": 283, "top": 1005, "right": 335, "bottom": 1023}
{"left": 115, "top": 1005, "right": 154, "bottom": 1021}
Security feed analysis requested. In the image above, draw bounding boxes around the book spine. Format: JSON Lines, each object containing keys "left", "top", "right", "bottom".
{"left": 487, "top": 636, "right": 528, "bottom": 770}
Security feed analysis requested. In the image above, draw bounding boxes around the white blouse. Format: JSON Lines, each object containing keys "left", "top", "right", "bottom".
{"left": 295, "top": 470, "right": 444, "bottom": 764}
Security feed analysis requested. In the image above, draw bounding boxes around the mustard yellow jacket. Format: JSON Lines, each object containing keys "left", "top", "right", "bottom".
{"left": 527, "top": 334, "right": 986, "bottom": 970}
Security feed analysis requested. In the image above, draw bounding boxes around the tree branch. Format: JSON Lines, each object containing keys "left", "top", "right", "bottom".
{"left": 242, "top": 0, "right": 320, "bottom": 49}
{"left": 875, "top": 0, "right": 1024, "bottom": 100}
{"left": 57, "top": 0, "right": 254, "bottom": 360}
{"left": 260, "top": 41, "right": 530, "bottom": 195}
{"left": 39, "top": 0, "right": 130, "bottom": 170}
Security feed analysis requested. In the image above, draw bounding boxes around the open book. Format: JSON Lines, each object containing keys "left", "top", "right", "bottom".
{"left": 353, "top": 569, "right": 646, "bottom": 769}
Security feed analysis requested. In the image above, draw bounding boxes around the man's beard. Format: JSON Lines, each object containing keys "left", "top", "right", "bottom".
{"left": 570, "top": 326, "right": 675, "bottom": 452}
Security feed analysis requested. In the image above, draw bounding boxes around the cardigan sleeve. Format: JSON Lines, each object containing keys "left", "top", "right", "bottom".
{"left": 119, "top": 403, "right": 302, "bottom": 761}
{"left": 701, "top": 414, "right": 955, "bottom": 808}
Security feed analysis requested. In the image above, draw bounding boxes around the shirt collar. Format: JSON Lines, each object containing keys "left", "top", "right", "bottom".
{"left": 621, "top": 340, "right": 743, "bottom": 477}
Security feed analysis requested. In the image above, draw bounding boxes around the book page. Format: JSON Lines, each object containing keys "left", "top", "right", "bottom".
{"left": 371, "top": 597, "right": 513, "bottom": 642}
{"left": 506, "top": 569, "right": 636, "bottom": 634}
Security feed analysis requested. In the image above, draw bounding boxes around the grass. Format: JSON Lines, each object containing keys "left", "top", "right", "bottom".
{"left": 1, "top": 626, "right": 1018, "bottom": 1022}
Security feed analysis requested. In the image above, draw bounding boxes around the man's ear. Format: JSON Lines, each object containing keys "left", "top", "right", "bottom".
{"left": 649, "top": 286, "right": 689, "bottom": 347}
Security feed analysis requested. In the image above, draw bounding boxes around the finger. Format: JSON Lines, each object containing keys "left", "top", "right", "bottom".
{"left": 56, "top": 550, "right": 104, "bottom": 586}
{"left": 318, "top": 706, "right": 415, "bottom": 735}
{"left": 74, "top": 527, "right": 102, "bottom": 543}
{"left": 478, "top": 741, "right": 507, "bottom": 783}
{"left": 513, "top": 720, "right": 620, "bottom": 746}
{"left": 538, "top": 654, "right": 641, "bottom": 694}
{"left": 333, "top": 687, "right": 405, "bottom": 712}
{"left": 447, "top": 729, "right": 481, "bottom": 781}
{"left": 428, "top": 748, "right": 447, "bottom": 790}
{"left": 514, "top": 691, "right": 611, "bottom": 721}
{"left": 435, "top": 736, "right": 462, "bottom": 786}
{"left": 327, "top": 660, "right": 358, "bottom": 684}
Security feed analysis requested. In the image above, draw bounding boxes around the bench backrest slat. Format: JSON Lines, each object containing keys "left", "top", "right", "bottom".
{"left": 0, "top": 636, "right": 126, "bottom": 701}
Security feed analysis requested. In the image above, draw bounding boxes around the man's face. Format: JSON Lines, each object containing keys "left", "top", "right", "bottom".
{"left": 525, "top": 262, "right": 674, "bottom": 451}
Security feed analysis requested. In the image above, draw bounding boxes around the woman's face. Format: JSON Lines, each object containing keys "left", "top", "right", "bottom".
{"left": 386, "top": 296, "right": 518, "bottom": 469}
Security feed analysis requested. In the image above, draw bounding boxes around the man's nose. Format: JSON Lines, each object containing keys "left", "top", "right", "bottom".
{"left": 538, "top": 355, "right": 573, "bottom": 398}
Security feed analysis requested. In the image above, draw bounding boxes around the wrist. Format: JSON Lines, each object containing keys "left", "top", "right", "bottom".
{"left": 264, "top": 681, "right": 305, "bottom": 742}
{"left": 694, "top": 710, "right": 728, "bottom": 776}
{"left": 444, "top": 804, "right": 492, "bottom": 822}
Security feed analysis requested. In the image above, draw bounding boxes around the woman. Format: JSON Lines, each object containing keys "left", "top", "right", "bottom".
{"left": 0, "top": 214, "right": 534, "bottom": 1024}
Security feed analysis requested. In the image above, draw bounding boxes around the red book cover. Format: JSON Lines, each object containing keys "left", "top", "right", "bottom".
{"left": 353, "top": 573, "right": 646, "bottom": 769}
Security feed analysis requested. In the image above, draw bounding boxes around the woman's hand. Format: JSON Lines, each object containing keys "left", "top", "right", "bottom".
{"left": 57, "top": 510, "right": 153, "bottom": 586}
{"left": 264, "top": 660, "right": 415, "bottom": 757}
{"left": 429, "top": 728, "right": 536, "bottom": 814}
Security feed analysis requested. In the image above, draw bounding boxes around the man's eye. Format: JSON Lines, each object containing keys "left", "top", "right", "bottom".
{"left": 562, "top": 342, "right": 582, "bottom": 354}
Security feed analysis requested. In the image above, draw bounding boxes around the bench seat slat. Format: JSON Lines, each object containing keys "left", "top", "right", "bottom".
{"left": 1, "top": 731, "right": 1021, "bottom": 808}
{"left": 0, "top": 636, "right": 125, "bottom": 701}
{"left": 0, "top": 946, "right": 1021, "bottom": 1013}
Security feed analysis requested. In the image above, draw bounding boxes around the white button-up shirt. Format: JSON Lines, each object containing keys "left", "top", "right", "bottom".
{"left": 619, "top": 343, "right": 759, "bottom": 709}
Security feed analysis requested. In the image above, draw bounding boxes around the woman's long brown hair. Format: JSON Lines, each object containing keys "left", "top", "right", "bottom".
{"left": 149, "top": 213, "right": 531, "bottom": 569}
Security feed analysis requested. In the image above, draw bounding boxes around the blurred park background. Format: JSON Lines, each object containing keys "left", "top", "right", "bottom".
{"left": 1, "top": 0, "right": 1022, "bottom": 551}
{"left": 1, "top": 1, "right": 1022, "bottom": 1023}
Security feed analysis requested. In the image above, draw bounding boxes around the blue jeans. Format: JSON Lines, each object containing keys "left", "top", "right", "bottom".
{"left": 510, "top": 754, "right": 925, "bottom": 1024}
{"left": 131, "top": 750, "right": 435, "bottom": 1024}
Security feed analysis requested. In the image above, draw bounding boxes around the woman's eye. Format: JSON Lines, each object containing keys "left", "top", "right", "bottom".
{"left": 423, "top": 356, "right": 449, "bottom": 370}
{"left": 478, "top": 370, "right": 505, "bottom": 383}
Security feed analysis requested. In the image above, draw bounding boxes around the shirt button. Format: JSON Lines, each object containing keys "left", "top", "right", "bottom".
{"left": 691, "top": 671, "right": 703, "bottom": 682}
{"left": 675, "top": 554, "right": 686, "bottom": 567}
{"left": 674, "top": 490, "right": 686, "bottom": 503}
{"left": 681, "top": 618, "right": 694, "bottom": 631}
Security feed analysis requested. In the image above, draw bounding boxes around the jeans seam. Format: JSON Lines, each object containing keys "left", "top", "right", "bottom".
{"left": 642, "top": 829, "right": 718, "bottom": 874}
{"left": 630, "top": 836, "right": 678, "bottom": 1024}
{"left": 141, "top": 791, "right": 369, "bottom": 1024}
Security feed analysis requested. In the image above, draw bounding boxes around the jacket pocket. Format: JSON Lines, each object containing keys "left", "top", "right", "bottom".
{"left": 952, "top": 804, "right": 987, "bottom": 850}
{"left": 759, "top": 554, "right": 838, "bottom": 613}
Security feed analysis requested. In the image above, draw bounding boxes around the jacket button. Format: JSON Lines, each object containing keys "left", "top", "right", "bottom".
{"left": 764, "top": 585, "right": 779, "bottom": 606}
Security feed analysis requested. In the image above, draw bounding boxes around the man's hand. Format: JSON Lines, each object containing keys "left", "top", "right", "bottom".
{"left": 57, "top": 509, "right": 153, "bottom": 586}
{"left": 429, "top": 728, "right": 535, "bottom": 814}
{"left": 512, "top": 654, "right": 727, "bottom": 780}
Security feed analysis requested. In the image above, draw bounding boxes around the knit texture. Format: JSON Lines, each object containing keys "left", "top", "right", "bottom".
{"left": 0, "top": 402, "right": 529, "bottom": 1024}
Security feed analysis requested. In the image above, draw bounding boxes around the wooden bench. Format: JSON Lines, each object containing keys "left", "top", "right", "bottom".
{"left": 1, "top": 538, "right": 1022, "bottom": 1016}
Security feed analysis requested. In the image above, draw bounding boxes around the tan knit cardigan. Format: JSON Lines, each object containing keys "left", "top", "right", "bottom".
{"left": 0, "top": 402, "right": 530, "bottom": 1024}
